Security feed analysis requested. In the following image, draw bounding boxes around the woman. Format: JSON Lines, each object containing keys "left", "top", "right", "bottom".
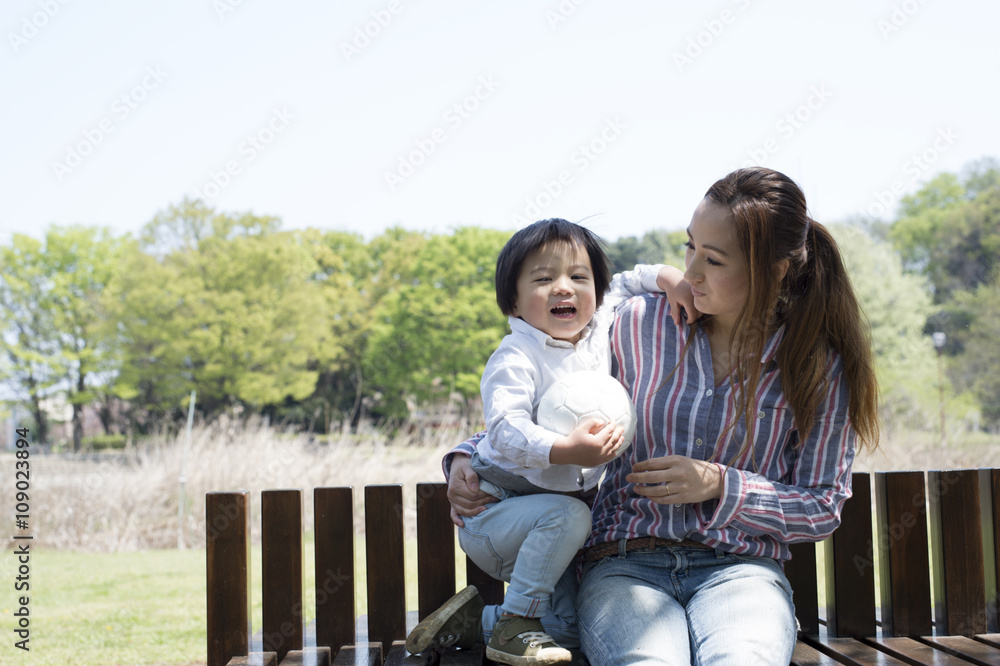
{"left": 446, "top": 167, "right": 880, "bottom": 665}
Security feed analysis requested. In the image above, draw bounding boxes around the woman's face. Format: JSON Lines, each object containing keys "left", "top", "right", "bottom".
{"left": 683, "top": 198, "right": 749, "bottom": 331}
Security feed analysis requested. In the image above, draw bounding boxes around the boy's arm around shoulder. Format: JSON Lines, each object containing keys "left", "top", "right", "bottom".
{"left": 607, "top": 264, "right": 698, "bottom": 325}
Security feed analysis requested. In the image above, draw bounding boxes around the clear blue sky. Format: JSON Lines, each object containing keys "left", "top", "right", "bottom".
{"left": 3, "top": 0, "right": 998, "bottom": 245}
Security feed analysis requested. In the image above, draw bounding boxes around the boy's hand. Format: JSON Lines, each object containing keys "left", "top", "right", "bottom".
{"left": 549, "top": 419, "right": 624, "bottom": 467}
{"left": 657, "top": 265, "right": 700, "bottom": 326}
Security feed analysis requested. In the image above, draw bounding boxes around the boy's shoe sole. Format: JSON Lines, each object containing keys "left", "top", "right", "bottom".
{"left": 486, "top": 646, "right": 573, "bottom": 665}
{"left": 404, "top": 585, "right": 483, "bottom": 654}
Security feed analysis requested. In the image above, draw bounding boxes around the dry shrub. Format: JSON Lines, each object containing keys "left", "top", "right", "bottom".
{"left": 855, "top": 427, "right": 1000, "bottom": 472}
{"left": 3, "top": 416, "right": 467, "bottom": 552}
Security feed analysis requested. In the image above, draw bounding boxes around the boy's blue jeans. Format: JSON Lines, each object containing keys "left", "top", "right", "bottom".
{"left": 458, "top": 481, "right": 591, "bottom": 648}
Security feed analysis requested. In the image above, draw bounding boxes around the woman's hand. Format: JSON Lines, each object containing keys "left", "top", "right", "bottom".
{"left": 447, "top": 454, "right": 497, "bottom": 527}
{"left": 626, "top": 455, "right": 723, "bottom": 504}
{"left": 657, "top": 264, "right": 700, "bottom": 326}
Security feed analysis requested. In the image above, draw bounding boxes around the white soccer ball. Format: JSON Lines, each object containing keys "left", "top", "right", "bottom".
{"left": 536, "top": 371, "right": 637, "bottom": 459}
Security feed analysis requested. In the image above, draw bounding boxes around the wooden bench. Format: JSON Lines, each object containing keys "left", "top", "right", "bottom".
{"left": 206, "top": 469, "right": 1000, "bottom": 666}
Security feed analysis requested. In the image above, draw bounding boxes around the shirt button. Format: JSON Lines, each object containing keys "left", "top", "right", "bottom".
{"left": 757, "top": 410, "right": 766, "bottom": 419}
{"left": 706, "top": 389, "right": 713, "bottom": 397}
{"left": 695, "top": 438, "right": 703, "bottom": 446}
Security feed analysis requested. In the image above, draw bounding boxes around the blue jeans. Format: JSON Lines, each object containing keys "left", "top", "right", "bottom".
{"left": 458, "top": 482, "right": 591, "bottom": 648}
{"left": 577, "top": 545, "right": 796, "bottom": 665}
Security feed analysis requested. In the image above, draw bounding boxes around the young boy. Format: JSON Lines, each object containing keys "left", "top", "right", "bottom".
{"left": 405, "top": 219, "right": 692, "bottom": 664}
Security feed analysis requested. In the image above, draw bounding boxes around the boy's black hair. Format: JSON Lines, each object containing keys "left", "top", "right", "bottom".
{"left": 495, "top": 218, "right": 612, "bottom": 316}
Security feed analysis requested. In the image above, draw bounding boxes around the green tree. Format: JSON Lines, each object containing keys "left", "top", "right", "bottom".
{"left": 831, "top": 225, "right": 937, "bottom": 431}
{"left": 888, "top": 158, "right": 1000, "bottom": 427}
{"left": 294, "top": 229, "right": 375, "bottom": 430}
{"left": 890, "top": 162, "right": 1000, "bottom": 302}
{"left": 953, "top": 276, "right": 1000, "bottom": 423}
{"left": 607, "top": 230, "right": 688, "bottom": 273}
{"left": 363, "top": 227, "right": 510, "bottom": 420}
{"left": 0, "top": 226, "right": 128, "bottom": 448}
{"left": 109, "top": 202, "right": 331, "bottom": 426}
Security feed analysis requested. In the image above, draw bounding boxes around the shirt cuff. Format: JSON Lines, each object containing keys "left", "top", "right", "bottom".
{"left": 703, "top": 463, "right": 745, "bottom": 530}
{"left": 443, "top": 434, "right": 482, "bottom": 479}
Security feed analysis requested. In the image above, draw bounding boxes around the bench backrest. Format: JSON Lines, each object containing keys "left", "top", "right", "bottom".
{"left": 785, "top": 469, "right": 999, "bottom": 638}
{"left": 206, "top": 470, "right": 1000, "bottom": 666}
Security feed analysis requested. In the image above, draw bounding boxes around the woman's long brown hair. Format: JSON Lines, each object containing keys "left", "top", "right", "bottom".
{"left": 704, "top": 167, "right": 880, "bottom": 453}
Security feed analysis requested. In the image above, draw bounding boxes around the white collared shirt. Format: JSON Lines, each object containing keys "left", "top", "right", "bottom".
{"left": 476, "top": 265, "right": 664, "bottom": 491}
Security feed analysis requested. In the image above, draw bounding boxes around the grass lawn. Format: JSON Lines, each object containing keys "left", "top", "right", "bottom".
{"left": 14, "top": 548, "right": 207, "bottom": 665}
{"left": 11, "top": 533, "right": 460, "bottom": 666}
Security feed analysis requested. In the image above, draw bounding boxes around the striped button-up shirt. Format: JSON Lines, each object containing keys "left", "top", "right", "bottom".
{"left": 453, "top": 292, "right": 856, "bottom": 562}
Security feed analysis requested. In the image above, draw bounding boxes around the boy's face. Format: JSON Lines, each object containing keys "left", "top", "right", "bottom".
{"left": 511, "top": 241, "right": 597, "bottom": 344}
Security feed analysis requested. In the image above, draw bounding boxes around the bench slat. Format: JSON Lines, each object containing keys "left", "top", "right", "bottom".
{"left": 865, "top": 636, "right": 976, "bottom": 665}
{"left": 384, "top": 639, "right": 484, "bottom": 665}
{"left": 416, "top": 483, "right": 457, "bottom": 619}
{"left": 366, "top": 485, "right": 407, "bottom": 653}
{"left": 262, "top": 490, "right": 305, "bottom": 661}
{"left": 227, "top": 652, "right": 277, "bottom": 666}
{"left": 314, "top": 487, "right": 356, "bottom": 655}
{"left": 330, "top": 642, "right": 381, "bottom": 665}
{"left": 789, "top": 640, "right": 840, "bottom": 665}
{"left": 800, "top": 634, "right": 909, "bottom": 665}
{"left": 208, "top": 491, "right": 252, "bottom": 666}
{"left": 825, "top": 472, "right": 877, "bottom": 637}
{"left": 928, "top": 470, "right": 987, "bottom": 635}
{"left": 277, "top": 646, "right": 332, "bottom": 666}
{"left": 919, "top": 635, "right": 1000, "bottom": 666}
{"left": 875, "top": 471, "right": 932, "bottom": 637}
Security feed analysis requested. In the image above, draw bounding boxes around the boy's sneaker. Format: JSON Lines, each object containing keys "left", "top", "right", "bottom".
{"left": 486, "top": 614, "right": 572, "bottom": 665}
{"left": 404, "top": 585, "right": 484, "bottom": 654}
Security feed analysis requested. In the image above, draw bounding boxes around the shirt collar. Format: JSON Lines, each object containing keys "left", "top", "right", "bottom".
{"left": 508, "top": 315, "right": 594, "bottom": 348}
{"left": 760, "top": 325, "right": 785, "bottom": 365}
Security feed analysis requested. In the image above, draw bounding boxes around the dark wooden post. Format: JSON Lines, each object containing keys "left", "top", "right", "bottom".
{"left": 262, "top": 489, "right": 304, "bottom": 661}
{"left": 365, "top": 485, "right": 407, "bottom": 652}
{"left": 207, "top": 491, "right": 251, "bottom": 666}
{"left": 785, "top": 541, "right": 818, "bottom": 637}
{"left": 874, "top": 471, "right": 932, "bottom": 636}
{"left": 416, "top": 483, "right": 457, "bottom": 619}
{"left": 990, "top": 469, "right": 1000, "bottom": 632}
{"left": 315, "top": 487, "right": 357, "bottom": 655}
{"left": 928, "top": 469, "right": 987, "bottom": 635}
{"left": 824, "top": 472, "right": 876, "bottom": 637}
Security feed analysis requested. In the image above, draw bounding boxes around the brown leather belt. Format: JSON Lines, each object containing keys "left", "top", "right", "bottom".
{"left": 581, "top": 536, "right": 712, "bottom": 562}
